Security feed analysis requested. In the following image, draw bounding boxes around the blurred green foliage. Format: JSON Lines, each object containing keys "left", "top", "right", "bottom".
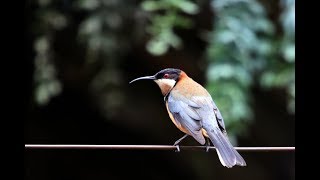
{"left": 141, "top": 0, "right": 199, "bottom": 55}
{"left": 32, "top": 0, "right": 142, "bottom": 118}
{"left": 32, "top": 0, "right": 294, "bottom": 142}
{"left": 205, "top": 0, "right": 295, "bottom": 141}
{"left": 75, "top": 0, "right": 138, "bottom": 118}
{"left": 33, "top": 0, "right": 66, "bottom": 105}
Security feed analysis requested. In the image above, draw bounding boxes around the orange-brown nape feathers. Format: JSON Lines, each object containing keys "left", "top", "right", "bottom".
{"left": 173, "top": 71, "right": 211, "bottom": 98}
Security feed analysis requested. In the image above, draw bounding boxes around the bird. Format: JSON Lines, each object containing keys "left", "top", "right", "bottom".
{"left": 129, "top": 68, "right": 246, "bottom": 168}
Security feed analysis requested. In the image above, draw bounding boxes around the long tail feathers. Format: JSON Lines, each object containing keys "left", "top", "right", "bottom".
{"left": 207, "top": 129, "right": 246, "bottom": 168}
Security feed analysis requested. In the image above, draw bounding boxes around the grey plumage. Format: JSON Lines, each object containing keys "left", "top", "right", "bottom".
{"left": 168, "top": 92, "right": 246, "bottom": 168}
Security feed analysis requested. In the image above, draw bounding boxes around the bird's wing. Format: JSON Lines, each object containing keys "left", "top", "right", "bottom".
{"left": 189, "top": 95, "right": 227, "bottom": 134}
{"left": 167, "top": 93, "right": 206, "bottom": 145}
{"left": 168, "top": 90, "right": 228, "bottom": 143}
{"left": 211, "top": 100, "right": 226, "bottom": 133}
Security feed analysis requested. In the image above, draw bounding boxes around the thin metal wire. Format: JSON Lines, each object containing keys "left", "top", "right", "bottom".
{"left": 25, "top": 144, "right": 295, "bottom": 152}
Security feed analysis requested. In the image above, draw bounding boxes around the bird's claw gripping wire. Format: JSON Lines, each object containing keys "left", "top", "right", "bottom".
{"left": 173, "top": 134, "right": 189, "bottom": 152}
{"left": 205, "top": 138, "right": 211, "bottom": 152}
{"left": 175, "top": 145, "right": 180, "bottom": 152}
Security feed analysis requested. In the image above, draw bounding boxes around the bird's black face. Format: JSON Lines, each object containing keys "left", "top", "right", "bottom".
{"left": 154, "top": 68, "right": 181, "bottom": 81}
{"left": 129, "top": 68, "right": 182, "bottom": 84}
{"left": 129, "top": 68, "right": 182, "bottom": 96}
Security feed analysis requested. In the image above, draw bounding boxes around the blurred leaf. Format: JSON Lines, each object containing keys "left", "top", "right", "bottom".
{"left": 34, "top": 36, "right": 62, "bottom": 105}
{"left": 173, "top": 0, "right": 199, "bottom": 14}
{"left": 280, "top": 0, "right": 295, "bottom": 36}
{"left": 76, "top": 0, "right": 100, "bottom": 10}
{"left": 44, "top": 11, "right": 68, "bottom": 30}
{"left": 141, "top": 0, "right": 198, "bottom": 56}
{"left": 146, "top": 38, "right": 169, "bottom": 56}
{"left": 287, "top": 81, "right": 295, "bottom": 113}
{"left": 78, "top": 16, "right": 102, "bottom": 36}
{"left": 207, "top": 64, "right": 252, "bottom": 86}
{"left": 283, "top": 43, "right": 295, "bottom": 63}
{"left": 141, "top": 0, "right": 163, "bottom": 11}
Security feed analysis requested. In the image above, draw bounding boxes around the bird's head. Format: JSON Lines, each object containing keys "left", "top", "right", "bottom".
{"left": 130, "top": 68, "right": 183, "bottom": 96}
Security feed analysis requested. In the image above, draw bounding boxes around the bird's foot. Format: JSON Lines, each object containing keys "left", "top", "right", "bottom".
{"left": 205, "top": 145, "right": 210, "bottom": 152}
{"left": 173, "top": 134, "right": 188, "bottom": 152}
{"left": 205, "top": 138, "right": 211, "bottom": 152}
{"left": 175, "top": 145, "right": 180, "bottom": 152}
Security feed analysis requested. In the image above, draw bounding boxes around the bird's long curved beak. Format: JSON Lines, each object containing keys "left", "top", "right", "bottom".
{"left": 129, "top": 75, "right": 156, "bottom": 84}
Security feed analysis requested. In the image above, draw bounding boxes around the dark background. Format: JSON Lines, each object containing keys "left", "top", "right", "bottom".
{"left": 24, "top": 0, "right": 295, "bottom": 179}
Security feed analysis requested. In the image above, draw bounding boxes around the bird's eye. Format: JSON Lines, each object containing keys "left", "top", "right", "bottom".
{"left": 163, "top": 74, "right": 170, "bottom": 78}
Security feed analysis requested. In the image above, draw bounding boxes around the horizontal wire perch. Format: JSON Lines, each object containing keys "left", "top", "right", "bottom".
{"left": 25, "top": 145, "right": 295, "bottom": 152}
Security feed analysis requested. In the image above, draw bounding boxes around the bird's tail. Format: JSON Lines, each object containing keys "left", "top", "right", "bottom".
{"left": 207, "top": 129, "right": 246, "bottom": 168}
